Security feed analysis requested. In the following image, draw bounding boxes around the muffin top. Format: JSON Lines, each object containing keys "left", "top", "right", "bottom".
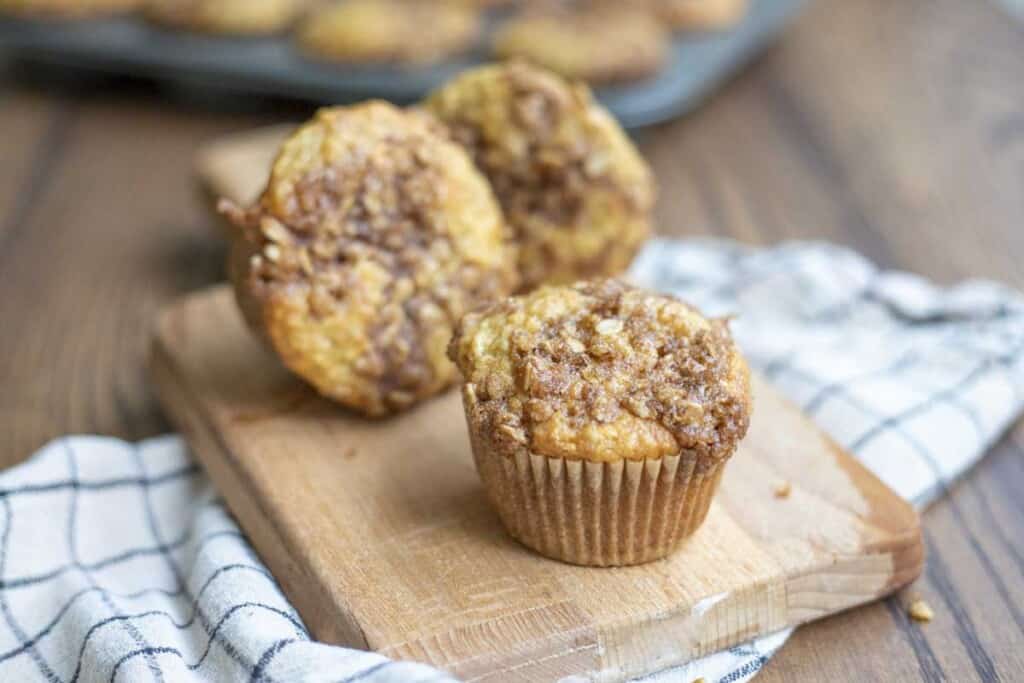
{"left": 1, "top": 0, "right": 138, "bottom": 17}
{"left": 653, "top": 0, "right": 749, "bottom": 31}
{"left": 450, "top": 280, "right": 750, "bottom": 463}
{"left": 147, "top": 0, "right": 306, "bottom": 34}
{"left": 492, "top": 4, "right": 669, "bottom": 84}
{"left": 297, "top": 0, "right": 481, "bottom": 65}
{"left": 223, "top": 101, "right": 517, "bottom": 415}
{"left": 425, "top": 61, "right": 655, "bottom": 289}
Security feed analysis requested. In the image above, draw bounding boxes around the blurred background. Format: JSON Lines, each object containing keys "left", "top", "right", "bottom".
{"left": 0, "top": 0, "right": 806, "bottom": 126}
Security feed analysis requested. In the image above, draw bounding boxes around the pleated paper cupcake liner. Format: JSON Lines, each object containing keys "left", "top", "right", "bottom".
{"left": 463, "top": 387, "right": 725, "bottom": 567}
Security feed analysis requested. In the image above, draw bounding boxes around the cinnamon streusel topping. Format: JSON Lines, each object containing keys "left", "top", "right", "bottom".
{"left": 223, "top": 101, "right": 518, "bottom": 416}
{"left": 450, "top": 280, "right": 750, "bottom": 463}
{"left": 426, "top": 62, "right": 655, "bottom": 290}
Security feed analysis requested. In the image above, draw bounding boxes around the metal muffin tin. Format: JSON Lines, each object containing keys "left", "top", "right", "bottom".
{"left": 0, "top": 0, "right": 806, "bottom": 128}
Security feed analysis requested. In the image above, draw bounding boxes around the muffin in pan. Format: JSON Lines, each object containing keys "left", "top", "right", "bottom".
{"left": 491, "top": 3, "right": 670, "bottom": 84}
{"left": 146, "top": 0, "right": 309, "bottom": 35}
{"left": 0, "top": 0, "right": 139, "bottom": 18}
{"left": 449, "top": 279, "right": 751, "bottom": 566}
{"left": 221, "top": 102, "right": 518, "bottom": 417}
{"left": 455, "top": 0, "right": 517, "bottom": 7}
{"left": 653, "top": 0, "right": 749, "bottom": 31}
{"left": 425, "top": 61, "right": 655, "bottom": 291}
{"left": 297, "top": 0, "right": 481, "bottom": 66}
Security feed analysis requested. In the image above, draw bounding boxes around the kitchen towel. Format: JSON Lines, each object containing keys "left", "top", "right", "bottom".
{"left": 2, "top": 239, "right": 1023, "bottom": 683}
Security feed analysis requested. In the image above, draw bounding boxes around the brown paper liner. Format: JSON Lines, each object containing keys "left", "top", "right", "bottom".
{"left": 463, "top": 386, "right": 726, "bottom": 567}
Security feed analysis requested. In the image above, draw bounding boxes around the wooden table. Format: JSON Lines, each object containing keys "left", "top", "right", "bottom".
{"left": 1, "top": 0, "right": 1022, "bottom": 680}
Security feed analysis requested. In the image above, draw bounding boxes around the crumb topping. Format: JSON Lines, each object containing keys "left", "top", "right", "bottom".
{"left": 450, "top": 279, "right": 750, "bottom": 462}
{"left": 224, "top": 102, "right": 517, "bottom": 415}
{"left": 426, "top": 61, "right": 655, "bottom": 289}
{"left": 908, "top": 598, "right": 934, "bottom": 623}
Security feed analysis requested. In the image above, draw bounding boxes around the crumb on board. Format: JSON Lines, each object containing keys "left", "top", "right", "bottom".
{"left": 773, "top": 481, "right": 792, "bottom": 499}
{"left": 908, "top": 598, "right": 934, "bottom": 623}
{"left": 692, "top": 678, "right": 706, "bottom": 683}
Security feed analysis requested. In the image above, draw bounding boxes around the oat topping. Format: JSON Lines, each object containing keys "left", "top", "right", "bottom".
{"left": 224, "top": 102, "right": 517, "bottom": 416}
{"left": 426, "top": 61, "right": 655, "bottom": 289}
{"left": 450, "top": 279, "right": 751, "bottom": 462}
{"left": 908, "top": 598, "right": 934, "bottom": 623}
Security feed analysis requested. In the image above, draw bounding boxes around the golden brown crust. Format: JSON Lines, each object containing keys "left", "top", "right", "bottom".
{"left": 426, "top": 61, "right": 655, "bottom": 290}
{"left": 492, "top": 4, "right": 669, "bottom": 84}
{"left": 653, "top": 0, "right": 749, "bottom": 31}
{"left": 0, "top": 0, "right": 138, "bottom": 18}
{"left": 146, "top": 0, "right": 307, "bottom": 34}
{"left": 224, "top": 101, "right": 518, "bottom": 416}
{"left": 450, "top": 279, "right": 751, "bottom": 465}
{"left": 296, "top": 0, "right": 481, "bottom": 65}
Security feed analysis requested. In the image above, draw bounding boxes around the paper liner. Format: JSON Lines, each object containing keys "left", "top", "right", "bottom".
{"left": 463, "top": 386, "right": 726, "bottom": 567}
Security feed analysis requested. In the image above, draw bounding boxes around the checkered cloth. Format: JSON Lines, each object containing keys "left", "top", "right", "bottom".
{"left": 2, "top": 239, "right": 1023, "bottom": 683}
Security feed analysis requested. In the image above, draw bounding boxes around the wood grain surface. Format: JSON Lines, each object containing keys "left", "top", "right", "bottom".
{"left": 151, "top": 286, "right": 922, "bottom": 682}
{"left": 1, "top": 0, "right": 1023, "bottom": 679}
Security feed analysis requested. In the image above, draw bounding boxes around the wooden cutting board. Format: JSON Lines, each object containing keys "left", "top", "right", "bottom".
{"left": 150, "top": 286, "right": 923, "bottom": 683}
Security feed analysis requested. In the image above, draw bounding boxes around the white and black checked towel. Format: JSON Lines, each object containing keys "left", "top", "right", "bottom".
{"left": 3, "top": 239, "right": 1023, "bottom": 683}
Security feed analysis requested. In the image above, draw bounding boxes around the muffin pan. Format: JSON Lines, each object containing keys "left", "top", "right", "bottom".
{"left": 0, "top": 0, "right": 807, "bottom": 128}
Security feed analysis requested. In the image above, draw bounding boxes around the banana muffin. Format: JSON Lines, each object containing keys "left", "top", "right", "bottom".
{"left": 492, "top": 4, "right": 669, "bottom": 84}
{"left": 0, "top": 0, "right": 138, "bottom": 18}
{"left": 221, "top": 102, "right": 518, "bottom": 417}
{"left": 146, "top": 0, "right": 308, "bottom": 34}
{"left": 449, "top": 279, "right": 751, "bottom": 566}
{"left": 653, "top": 0, "right": 748, "bottom": 31}
{"left": 297, "top": 0, "right": 481, "bottom": 66}
{"left": 426, "top": 61, "right": 655, "bottom": 291}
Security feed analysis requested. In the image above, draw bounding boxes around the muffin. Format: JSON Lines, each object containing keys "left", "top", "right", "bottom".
{"left": 492, "top": 4, "right": 669, "bottom": 84}
{"left": 449, "top": 279, "right": 751, "bottom": 566}
{"left": 456, "top": 0, "right": 517, "bottom": 7}
{"left": 425, "top": 61, "right": 655, "bottom": 291}
{"left": 297, "top": 0, "right": 481, "bottom": 66}
{"left": 0, "top": 0, "right": 138, "bottom": 18}
{"left": 653, "top": 0, "right": 748, "bottom": 31}
{"left": 221, "top": 102, "right": 518, "bottom": 417}
{"left": 145, "top": 0, "right": 308, "bottom": 34}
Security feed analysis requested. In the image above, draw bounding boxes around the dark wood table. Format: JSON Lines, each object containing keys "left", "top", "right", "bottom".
{"left": 2, "top": 0, "right": 1022, "bottom": 679}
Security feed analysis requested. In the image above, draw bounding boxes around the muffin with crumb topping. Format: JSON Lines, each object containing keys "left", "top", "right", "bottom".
{"left": 492, "top": 4, "right": 669, "bottom": 84}
{"left": 449, "top": 279, "right": 751, "bottom": 566}
{"left": 653, "top": 0, "right": 749, "bottom": 31}
{"left": 146, "top": 0, "right": 308, "bottom": 34}
{"left": 297, "top": 0, "right": 481, "bottom": 66}
{"left": 0, "top": 0, "right": 138, "bottom": 18}
{"left": 426, "top": 61, "right": 655, "bottom": 291}
{"left": 221, "top": 101, "right": 518, "bottom": 417}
